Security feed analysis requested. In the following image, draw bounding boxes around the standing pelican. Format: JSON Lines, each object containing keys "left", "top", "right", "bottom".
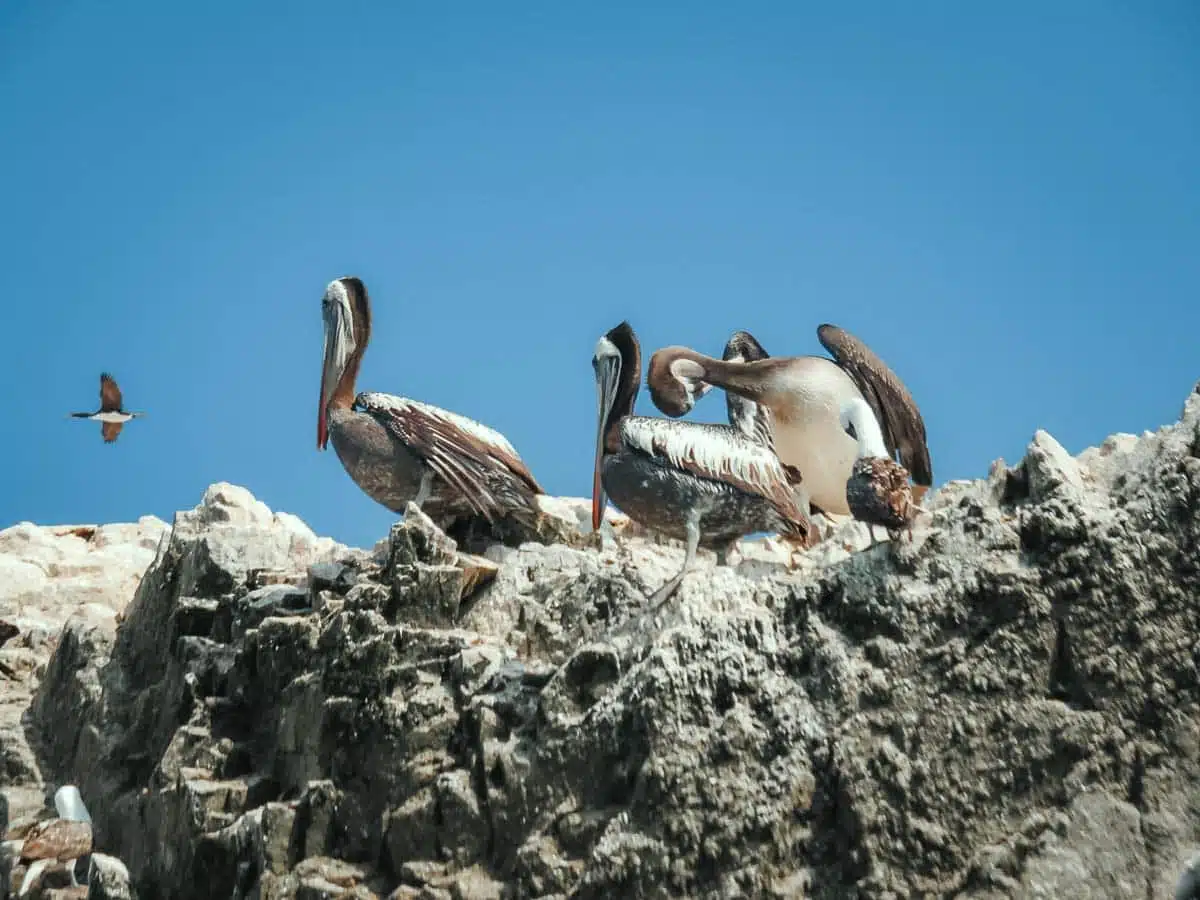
{"left": 318, "top": 276, "right": 544, "bottom": 527}
{"left": 593, "top": 321, "right": 816, "bottom": 604}
{"left": 69, "top": 374, "right": 143, "bottom": 443}
{"left": 721, "top": 330, "right": 774, "bottom": 448}
{"left": 840, "top": 397, "right": 921, "bottom": 544}
{"left": 647, "top": 324, "right": 932, "bottom": 518}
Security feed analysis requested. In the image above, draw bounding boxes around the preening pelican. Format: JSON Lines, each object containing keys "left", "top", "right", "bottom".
{"left": 318, "top": 276, "right": 543, "bottom": 527}
{"left": 592, "top": 321, "right": 816, "bottom": 605}
{"left": 69, "top": 374, "right": 143, "bottom": 444}
{"left": 648, "top": 324, "right": 932, "bottom": 518}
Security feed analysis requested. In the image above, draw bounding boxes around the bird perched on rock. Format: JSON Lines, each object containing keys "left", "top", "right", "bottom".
{"left": 16, "top": 806, "right": 92, "bottom": 897}
{"left": 69, "top": 373, "right": 144, "bottom": 443}
{"left": 839, "top": 397, "right": 923, "bottom": 544}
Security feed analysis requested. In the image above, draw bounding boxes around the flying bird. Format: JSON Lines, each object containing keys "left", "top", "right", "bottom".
{"left": 317, "top": 276, "right": 544, "bottom": 531}
{"left": 69, "top": 374, "right": 144, "bottom": 443}
{"left": 592, "top": 321, "right": 817, "bottom": 606}
{"left": 647, "top": 323, "right": 932, "bottom": 519}
{"left": 839, "top": 397, "right": 923, "bottom": 545}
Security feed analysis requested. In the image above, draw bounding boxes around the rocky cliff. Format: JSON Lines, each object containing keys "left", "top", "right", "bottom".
{"left": 4, "top": 386, "right": 1200, "bottom": 899}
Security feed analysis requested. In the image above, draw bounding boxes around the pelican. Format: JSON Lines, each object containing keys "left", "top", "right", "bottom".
{"left": 592, "top": 321, "right": 817, "bottom": 605}
{"left": 69, "top": 374, "right": 143, "bottom": 443}
{"left": 721, "top": 330, "right": 774, "bottom": 448}
{"left": 839, "top": 397, "right": 922, "bottom": 544}
{"left": 648, "top": 324, "right": 932, "bottom": 518}
{"left": 318, "top": 276, "right": 544, "bottom": 528}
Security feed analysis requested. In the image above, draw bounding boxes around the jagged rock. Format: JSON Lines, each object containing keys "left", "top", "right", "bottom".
{"left": 7, "top": 384, "right": 1200, "bottom": 898}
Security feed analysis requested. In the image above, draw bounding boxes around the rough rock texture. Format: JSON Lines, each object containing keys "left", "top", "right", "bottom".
{"left": 0, "top": 513, "right": 169, "bottom": 834}
{"left": 10, "top": 387, "right": 1200, "bottom": 898}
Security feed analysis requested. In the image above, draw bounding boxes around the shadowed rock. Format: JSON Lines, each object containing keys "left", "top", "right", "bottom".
{"left": 3, "top": 385, "right": 1199, "bottom": 898}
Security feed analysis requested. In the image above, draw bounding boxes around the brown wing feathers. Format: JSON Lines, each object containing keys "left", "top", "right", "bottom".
{"left": 817, "top": 324, "right": 933, "bottom": 487}
{"left": 375, "top": 404, "right": 542, "bottom": 523}
{"left": 99, "top": 373, "right": 123, "bottom": 413}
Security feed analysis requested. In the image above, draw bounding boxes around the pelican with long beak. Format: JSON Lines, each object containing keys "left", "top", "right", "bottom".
{"left": 592, "top": 321, "right": 817, "bottom": 605}
{"left": 648, "top": 324, "right": 932, "bottom": 519}
{"left": 318, "top": 276, "right": 544, "bottom": 528}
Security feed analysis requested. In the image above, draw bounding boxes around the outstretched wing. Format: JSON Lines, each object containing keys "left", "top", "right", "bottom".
{"left": 99, "top": 373, "right": 123, "bottom": 413}
{"left": 721, "top": 330, "right": 776, "bottom": 450}
{"left": 817, "top": 324, "right": 932, "bottom": 487}
{"left": 101, "top": 421, "right": 123, "bottom": 443}
{"left": 356, "top": 392, "right": 543, "bottom": 522}
{"left": 620, "top": 417, "right": 811, "bottom": 536}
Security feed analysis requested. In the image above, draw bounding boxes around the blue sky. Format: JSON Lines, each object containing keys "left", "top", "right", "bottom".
{"left": 2, "top": 2, "right": 1197, "bottom": 549}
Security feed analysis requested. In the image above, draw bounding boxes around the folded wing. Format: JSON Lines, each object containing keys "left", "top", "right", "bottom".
{"left": 620, "top": 417, "right": 810, "bottom": 534}
{"left": 356, "top": 392, "right": 543, "bottom": 522}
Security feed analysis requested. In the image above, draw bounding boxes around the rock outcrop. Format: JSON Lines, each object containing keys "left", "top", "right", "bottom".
{"left": 4, "top": 387, "right": 1200, "bottom": 898}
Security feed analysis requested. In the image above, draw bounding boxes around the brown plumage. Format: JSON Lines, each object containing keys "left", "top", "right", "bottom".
{"left": 69, "top": 373, "right": 143, "bottom": 444}
{"left": 646, "top": 323, "right": 932, "bottom": 517}
{"left": 318, "top": 276, "right": 544, "bottom": 531}
{"left": 846, "top": 456, "right": 918, "bottom": 542}
{"left": 19, "top": 818, "right": 92, "bottom": 862}
{"left": 817, "top": 324, "right": 932, "bottom": 499}
{"left": 363, "top": 397, "right": 544, "bottom": 523}
{"left": 99, "top": 373, "right": 122, "bottom": 413}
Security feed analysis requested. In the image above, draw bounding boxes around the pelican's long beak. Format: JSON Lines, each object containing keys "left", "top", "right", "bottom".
{"left": 318, "top": 325, "right": 336, "bottom": 451}
{"left": 318, "top": 368, "right": 330, "bottom": 451}
{"left": 592, "top": 353, "right": 620, "bottom": 530}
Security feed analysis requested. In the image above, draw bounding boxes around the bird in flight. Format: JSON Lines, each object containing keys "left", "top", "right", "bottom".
{"left": 70, "top": 373, "right": 144, "bottom": 443}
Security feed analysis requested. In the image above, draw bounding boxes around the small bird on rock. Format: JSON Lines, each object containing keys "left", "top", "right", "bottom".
{"left": 839, "top": 397, "right": 925, "bottom": 545}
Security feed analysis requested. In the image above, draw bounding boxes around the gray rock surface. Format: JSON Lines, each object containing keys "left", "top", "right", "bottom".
{"left": 5, "top": 386, "right": 1200, "bottom": 898}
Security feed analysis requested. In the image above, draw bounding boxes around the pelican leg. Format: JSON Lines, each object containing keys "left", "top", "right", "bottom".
{"left": 413, "top": 470, "right": 434, "bottom": 508}
{"left": 865, "top": 525, "right": 880, "bottom": 550}
{"left": 648, "top": 512, "right": 701, "bottom": 609}
{"left": 715, "top": 538, "right": 740, "bottom": 568}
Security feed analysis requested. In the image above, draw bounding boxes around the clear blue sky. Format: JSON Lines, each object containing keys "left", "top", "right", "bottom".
{"left": 2, "top": 2, "right": 1197, "bottom": 549}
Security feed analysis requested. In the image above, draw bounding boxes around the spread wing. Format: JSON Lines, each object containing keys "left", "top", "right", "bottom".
{"left": 356, "top": 392, "right": 543, "bottom": 522}
{"left": 101, "top": 421, "right": 123, "bottom": 443}
{"left": 817, "top": 324, "right": 933, "bottom": 487}
{"left": 99, "top": 373, "right": 123, "bottom": 412}
{"left": 620, "top": 417, "right": 811, "bottom": 535}
{"left": 721, "top": 330, "right": 776, "bottom": 450}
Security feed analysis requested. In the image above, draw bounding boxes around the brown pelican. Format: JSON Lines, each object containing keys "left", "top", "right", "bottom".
{"left": 840, "top": 397, "right": 922, "bottom": 543}
{"left": 69, "top": 374, "right": 143, "bottom": 443}
{"left": 647, "top": 324, "right": 932, "bottom": 518}
{"left": 318, "top": 276, "right": 544, "bottom": 527}
{"left": 721, "top": 330, "right": 774, "bottom": 448}
{"left": 593, "top": 321, "right": 817, "bottom": 604}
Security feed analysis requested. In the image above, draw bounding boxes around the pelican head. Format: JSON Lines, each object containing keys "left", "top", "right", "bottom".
{"left": 646, "top": 346, "right": 711, "bottom": 417}
{"left": 722, "top": 330, "right": 769, "bottom": 363}
{"left": 591, "top": 321, "right": 639, "bottom": 530}
{"left": 318, "top": 276, "right": 370, "bottom": 450}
